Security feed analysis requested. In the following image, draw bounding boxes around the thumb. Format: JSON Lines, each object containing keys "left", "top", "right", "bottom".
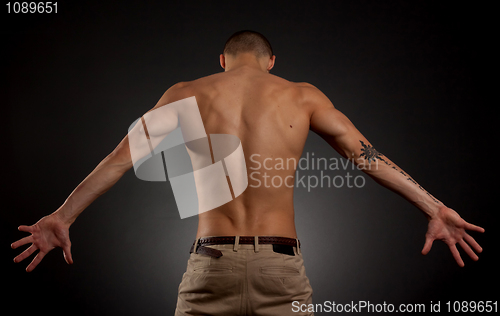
{"left": 421, "top": 236, "right": 434, "bottom": 255}
{"left": 63, "top": 244, "right": 73, "bottom": 265}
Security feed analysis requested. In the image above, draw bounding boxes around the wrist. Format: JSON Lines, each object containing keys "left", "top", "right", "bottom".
{"left": 424, "top": 204, "right": 448, "bottom": 221}
{"left": 413, "top": 198, "right": 444, "bottom": 221}
{"left": 52, "top": 205, "right": 76, "bottom": 226}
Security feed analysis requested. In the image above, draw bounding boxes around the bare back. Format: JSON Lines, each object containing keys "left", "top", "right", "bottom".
{"left": 168, "top": 66, "right": 314, "bottom": 238}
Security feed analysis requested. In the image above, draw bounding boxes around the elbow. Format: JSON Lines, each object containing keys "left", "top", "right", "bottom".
{"left": 107, "top": 150, "right": 133, "bottom": 173}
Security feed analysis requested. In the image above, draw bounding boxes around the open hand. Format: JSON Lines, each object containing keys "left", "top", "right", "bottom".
{"left": 422, "top": 206, "right": 484, "bottom": 267}
{"left": 11, "top": 214, "right": 73, "bottom": 272}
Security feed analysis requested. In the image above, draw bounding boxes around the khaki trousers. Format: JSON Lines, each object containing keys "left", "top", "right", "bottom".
{"left": 175, "top": 238, "right": 314, "bottom": 316}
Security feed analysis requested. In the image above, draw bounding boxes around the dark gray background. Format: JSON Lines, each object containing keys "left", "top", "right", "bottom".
{"left": 2, "top": 1, "right": 497, "bottom": 315}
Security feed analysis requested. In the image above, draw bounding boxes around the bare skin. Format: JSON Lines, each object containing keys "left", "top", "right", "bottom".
{"left": 12, "top": 52, "right": 484, "bottom": 272}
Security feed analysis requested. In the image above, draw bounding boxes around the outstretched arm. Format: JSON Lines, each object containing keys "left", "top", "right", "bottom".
{"left": 306, "top": 84, "right": 484, "bottom": 267}
{"left": 12, "top": 84, "right": 184, "bottom": 272}
{"left": 12, "top": 131, "right": 133, "bottom": 272}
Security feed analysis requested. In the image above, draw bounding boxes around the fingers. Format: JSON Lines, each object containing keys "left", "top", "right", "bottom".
{"left": 465, "top": 222, "right": 485, "bottom": 233}
{"left": 421, "top": 236, "right": 434, "bottom": 255}
{"left": 63, "top": 244, "right": 73, "bottom": 265}
{"left": 464, "top": 233, "right": 483, "bottom": 253}
{"left": 13, "top": 244, "right": 37, "bottom": 263}
{"left": 449, "top": 244, "right": 464, "bottom": 267}
{"left": 11, "top": 235, "right": 33, "bottom": 249}
{"left": 18, "top": 225, "right": 33, "bottom": 233}
{"left": 26, "top": 251, "right": 46, "bottom": 272}
{"left": 458, "top": 239, "right": 478, "bottom": 261}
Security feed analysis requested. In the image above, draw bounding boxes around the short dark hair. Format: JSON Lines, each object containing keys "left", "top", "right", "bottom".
{"left": 223, "top": 30, "right": 273, "bottom": 58}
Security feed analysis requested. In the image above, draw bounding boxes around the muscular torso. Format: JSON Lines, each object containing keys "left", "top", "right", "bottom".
{"left": 170, "top": 66, "right": 314, "bottom": 238}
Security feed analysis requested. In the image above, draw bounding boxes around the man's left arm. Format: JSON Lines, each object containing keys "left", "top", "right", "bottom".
{"left": 12, "top": 83, "right": 184, "bottom": 272}
{"left": 50, "top": 84, "right": 183, "bottom": 226}
{"left": 306, "top": 85, "right": 484, "bottom": 267}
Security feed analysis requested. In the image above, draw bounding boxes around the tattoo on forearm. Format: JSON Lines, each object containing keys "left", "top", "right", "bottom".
{"left": 358, "top": 140, "right": 440, "bottom": 204}
{"left": 359, "top": 140, "right": 387, "bottom": 164}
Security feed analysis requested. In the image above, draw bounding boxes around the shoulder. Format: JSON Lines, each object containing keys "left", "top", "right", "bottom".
{"left": 166, "top": 81, "right": 194, "bottom": 96}
{"left": 169, "top": 73, "right": 226, "bottom": 95}
{"left": 296, "top": 82, "right": 328, "bottom": 99}
{"left": 293, "top": 82, "right": 335, "bottom": 112}
{"left": 151, "top": 81, "right": 195, "bottom": 110}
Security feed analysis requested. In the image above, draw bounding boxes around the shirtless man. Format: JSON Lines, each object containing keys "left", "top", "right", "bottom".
{"left": 12, "top": 30, "right": 484, "bottom": 315}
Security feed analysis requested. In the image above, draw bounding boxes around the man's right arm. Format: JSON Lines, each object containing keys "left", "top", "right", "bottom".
{"left": 304, "top": 84, "right": 484, "bottom": 267}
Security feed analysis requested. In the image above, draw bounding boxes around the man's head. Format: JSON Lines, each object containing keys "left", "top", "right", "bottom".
{"left": 220, "top": 30, "right": 275, "bottom": 72}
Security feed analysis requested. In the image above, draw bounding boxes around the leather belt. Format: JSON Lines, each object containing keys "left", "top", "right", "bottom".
{"left": 189, "top": 236, "right": 300, "bottom": 258}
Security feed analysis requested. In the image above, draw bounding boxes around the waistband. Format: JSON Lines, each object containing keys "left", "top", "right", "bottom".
{"left": 190, "top": 236, "right": 301, "bottom": 258}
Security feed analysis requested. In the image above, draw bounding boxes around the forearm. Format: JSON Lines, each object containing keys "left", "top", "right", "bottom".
{"left": 309, "top": 95, "right": 460, "bottom": 228}
{"left": 53, "top": 152, "right": 131, "bottom": 225}
{"left": 359, "top": 152, "right": 443, "bottom": 219}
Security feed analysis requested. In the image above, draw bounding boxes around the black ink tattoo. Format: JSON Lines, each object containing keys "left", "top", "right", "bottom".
{"left": 359, "top": 140, "right": 387, "bottom": 164}
{"left": 358, "top": 140, "right": 440, "bottom": 204}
